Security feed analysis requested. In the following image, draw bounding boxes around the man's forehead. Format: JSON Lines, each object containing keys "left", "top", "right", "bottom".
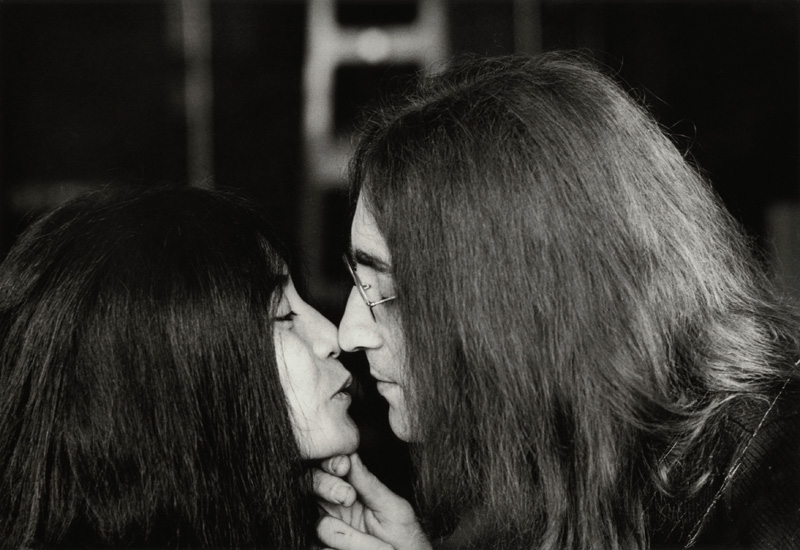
{"left": 350, "top": 195, "right": 392, "bottom": 271}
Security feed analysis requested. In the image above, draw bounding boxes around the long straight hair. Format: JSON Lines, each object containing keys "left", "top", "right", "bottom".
{"left": 350, "top": 53, "right": 800, "bottom": 549}
{"left": 0, "top": 186, "right": 316, "bottom": 548}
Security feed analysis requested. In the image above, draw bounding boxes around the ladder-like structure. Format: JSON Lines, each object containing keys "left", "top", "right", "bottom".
{"left": 301, "top": 0, "right": 449, "bottom": 309}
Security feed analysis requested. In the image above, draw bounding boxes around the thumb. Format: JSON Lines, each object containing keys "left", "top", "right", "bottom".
{"left": 346, "top": 454, "right": 432, "bottom": 550}
{"left": 346, "top": 453, "right": 407, "bottom": 514}
{"left": 321, "top": 454, "right": 352, "bottom": 477}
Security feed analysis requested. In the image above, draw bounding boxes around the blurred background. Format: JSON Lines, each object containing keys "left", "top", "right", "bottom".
{"left": 1, "top": 0, "right": 798, "bottom": 497}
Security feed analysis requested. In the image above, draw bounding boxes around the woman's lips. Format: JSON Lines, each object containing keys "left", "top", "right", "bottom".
{"left": 333, "top": 391, "right": 352, "bottom": 403}
{"left": 333, "top": 375, "right": 353, "bottom": 400}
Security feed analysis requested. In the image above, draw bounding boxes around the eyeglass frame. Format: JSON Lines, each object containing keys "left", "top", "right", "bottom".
{"left": 343, "top": 254, "right": 397, "bottom": 312}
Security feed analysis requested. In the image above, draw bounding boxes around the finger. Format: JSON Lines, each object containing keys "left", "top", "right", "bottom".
{"left": 316, "top": 498, "right": 345, "bottom": 518}
{"left": 321, "top": 455, "right": 351, "bottom": 477}
{"left": 347, "top": 453, "right": 407, "bottom": 513}
{"left": 317, "top": 515, "right": 395, "bottom": 550}
{"left": 313, "top": 468, "right": 357, "bottom": 506}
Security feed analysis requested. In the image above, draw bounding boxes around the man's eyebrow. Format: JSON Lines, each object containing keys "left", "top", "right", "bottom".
{"left": 350, "top": 248, "right": 393, "bottom": 273}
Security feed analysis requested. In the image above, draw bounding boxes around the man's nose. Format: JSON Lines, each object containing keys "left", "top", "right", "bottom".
{"left": 338, "top": 287, "right": 382, "bottom": 352}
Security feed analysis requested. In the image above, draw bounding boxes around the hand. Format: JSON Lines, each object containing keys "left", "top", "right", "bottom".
{"left": 313, "top": 455, "right": 366, "bottom": 536}
{"left": 314, "top": 453, "right": 432, "bottom": 550}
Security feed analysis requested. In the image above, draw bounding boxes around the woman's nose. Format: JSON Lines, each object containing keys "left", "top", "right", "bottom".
{"left": 338, "top": 287, "right": 382, "bottom": 353}
{"left": 308, "top": 307, "right": 341, "bottom": 359}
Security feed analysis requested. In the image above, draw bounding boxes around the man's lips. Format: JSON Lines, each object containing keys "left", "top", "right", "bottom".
{"left": 370, "top": 371, "right": 395, "bottom": 384}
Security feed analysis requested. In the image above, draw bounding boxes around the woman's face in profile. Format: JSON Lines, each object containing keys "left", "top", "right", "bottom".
{"left": 274, "top": 278, "right": 360, "bottom": 460}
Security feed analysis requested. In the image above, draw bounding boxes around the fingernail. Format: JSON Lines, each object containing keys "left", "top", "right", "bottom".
{"left": 337, "top": 486, "right": 355, "bottom": 505}
{"left": 332, "top": 456, "right": 346, "bottom": 475}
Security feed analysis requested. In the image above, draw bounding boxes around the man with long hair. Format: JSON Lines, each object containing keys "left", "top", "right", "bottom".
{"left": 315, "top": 53, "right": 800, "bottom": 549}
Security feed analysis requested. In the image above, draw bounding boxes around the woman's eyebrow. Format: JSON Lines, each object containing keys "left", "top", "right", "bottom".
{"left": 351, "top": 248, "right": 393, "bottom": 274}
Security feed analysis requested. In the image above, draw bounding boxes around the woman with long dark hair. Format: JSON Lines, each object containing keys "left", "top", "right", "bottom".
{"left": 0, "top": 186, "right": 359, "bottom": 548}
{"left": 316, "top": 52, "right": 800, "bottom": 549}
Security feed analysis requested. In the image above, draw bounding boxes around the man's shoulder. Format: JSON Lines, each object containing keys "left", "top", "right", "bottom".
{"left": 703, "top": 382, "right": 800, "bottom": 548}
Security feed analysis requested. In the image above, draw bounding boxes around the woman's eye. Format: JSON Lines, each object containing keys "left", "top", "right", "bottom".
{"left": 274, "top": 311, "right": 297, "bottom": 323}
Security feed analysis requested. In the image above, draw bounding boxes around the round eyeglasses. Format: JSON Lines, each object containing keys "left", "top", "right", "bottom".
{"left": 343, "top": 254, "right": 397, "bottom": 314}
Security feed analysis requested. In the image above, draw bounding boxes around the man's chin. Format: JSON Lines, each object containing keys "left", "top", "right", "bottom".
{"left": 388, "top": 408, "right": 414, "bottom": 442}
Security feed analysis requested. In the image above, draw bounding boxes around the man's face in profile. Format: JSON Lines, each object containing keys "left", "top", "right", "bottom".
{"left": 339, "top": 194, "right": 414, "bottom": 442}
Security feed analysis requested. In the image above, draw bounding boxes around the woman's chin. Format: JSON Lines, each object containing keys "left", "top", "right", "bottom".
{"left": 299, "top": 419, "right": 360, "bottom": 460}
{"left": 337, "top": 417, "right": 361, "bottom": 454}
